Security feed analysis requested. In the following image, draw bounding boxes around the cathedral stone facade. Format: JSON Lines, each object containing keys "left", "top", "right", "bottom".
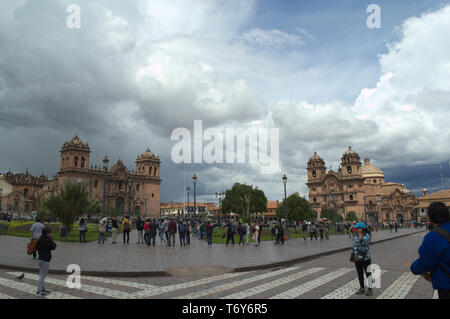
{"left": 307, "top": 147, "right": 418, "bottom": 224}
{"left": 45, "top": 135, "right": 161, "bottom": 217}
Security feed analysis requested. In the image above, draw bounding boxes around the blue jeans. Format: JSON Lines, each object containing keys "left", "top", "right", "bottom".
{"left": 179, "top": 232, "right": 186, "bottom": 246}
{"left": 38, "top": 260, "right": 49, "bottom": 292}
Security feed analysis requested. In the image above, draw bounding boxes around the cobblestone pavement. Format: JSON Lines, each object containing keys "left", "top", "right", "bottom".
{"left": 0, "top": 228, "right": 423, "bottom": 275}
{"left": 0, "top": 231, "right": 437, "bottom": 299}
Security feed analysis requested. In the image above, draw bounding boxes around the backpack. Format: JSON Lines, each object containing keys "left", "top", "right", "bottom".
{"left": 431, "top": 226, "right": 450, "bottom": 278}
{"left": 241, "top": 225, "right": 246, "bottom": 234}
{"left": 123, "top": 220, "right": 130, "bottom": 232}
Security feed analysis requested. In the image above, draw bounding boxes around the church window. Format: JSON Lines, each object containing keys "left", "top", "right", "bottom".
{"left": 74, "top": 156, "right": 78, "bottom": 167}
{"left": 154, "top": 167, "right": 157, "bottom": 176}
{"left": 349, "top": 195, "right": 354, "bottom": 201}
{"left": 373, "top": 179, "right": 377, "bottom": 184}
{"left": 312, "top": 170, "right": 317, "bottom": 178}
{"left": 136, "top": 184, "right": 140, "bottom": 191}
{"left": 24, "top": 188, "right": 28, "bottom": 196}
{"left": 349, "top": 184, "right": 353, "bottom": 189}
{"left": 94, "top": 180, "right": 98, "bottom": 188}
{"left": 81, "top": 157, "right": 85, "bottom": 168}
{"left": 152, "top": 193, "right": 154, "bottom": 198}
{"left": 347, "top": 166, "right": 352, "bottom": 174}
{"left": 313, "top": 197, "right": 317, "bottom": 203}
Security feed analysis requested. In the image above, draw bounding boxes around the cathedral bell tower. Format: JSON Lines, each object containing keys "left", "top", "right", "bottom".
{"left": 340, "top": 146, "right": 361, "bottom": 177}
{"left": 136, "top": 148, "right": 161, "bottom": 177}
{"left": 307, "top": 152, "right": 326, "bottom": 182}
{"left": 60, "top": 135, "right": 91, "bottom": 172}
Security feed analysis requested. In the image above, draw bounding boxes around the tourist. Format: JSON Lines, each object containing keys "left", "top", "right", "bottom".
{"left": 225, "top": 220, "right": 235, "bottom": 246}
{"left": 410, "top": 202, "right": 450, "bottom": 299}
{"left": 252, "top": 221, "right": 260, "bottom": 247}
{"left": 310, "top": 222, "right": 318, "bottom": 240}
{"left": 148, "top": 218, "right": 158, "bottom": 247}
{"left": 276, "top": 221, "right": 285, "bottom": 245}
{"left": 162, "top": 217, "right": 169, "bottom": 244}
{"left": 111, "top": 218, "right": 119, "bottom": 244}
{"left": 30, "top": 217, "right": 46, "bottom": 259}
{"left": 168, "top": 218, "right": 177, "bottom": 247}
{"left": 301, "top": 221, "right": 308, "bottom": 241}
{"left": 78, "top": 217, "right": 88, "bottom": 243}
{"left": 35, "top": 227, "right": 57, "bottom": 297}
{"left": 319, "top": 222, "right": 325, "bottom": 240}
{"left": 98, "top": 217, "right": 107, "bottom": 244}
{"left": 324, "top": 222, "right": 330, "bottom": 240}
{"left": 200, "top": 222, "right": 205, "bottom": 240}
{"left": 122, "top": 216, "right": 132, "bottom": 244}
{"left": 258, "top": 221, "right": 263, "bottom": 245}
{"left": 159, "top": 219, "right": 167, "bottom": 245}
{"left": 352, "top": 222, "right": 373, "bottom": 296}
{"left": 245, "top": 222, "right": 250, "bottom": 245}
{"left": 185, "top": 220, "right": 191, "bottom": 246}
{"left": 238, "top": 222, "right": 246, "bottom": 245}
{"left": 136, "top": 216, "right": 144, "bottom": 244}
{"left": 394, "top": 222, "right": 398, "bottom": 233}
{"left": 178, "top": 220, "right": 186, "bottom": 246}
{"left": 205, "top": 220, "right": 213, "bottom": 246}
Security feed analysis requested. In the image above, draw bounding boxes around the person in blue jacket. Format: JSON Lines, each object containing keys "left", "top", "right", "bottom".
{"left": 410, "top": 202, "right": 450, "bottom": 299}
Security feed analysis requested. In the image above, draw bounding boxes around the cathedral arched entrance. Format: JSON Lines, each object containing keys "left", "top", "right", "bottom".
{"left": 396, "top": 214, "right": 404, "bottom": 224}
{"left": 368, "top": 213, "right": 377, "bottom": 225}
{"left": 115, "top": 197, "right": 125, "bottom": 216}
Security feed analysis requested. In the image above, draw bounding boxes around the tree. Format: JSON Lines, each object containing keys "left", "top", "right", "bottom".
{"left": 42, "top": 182, "right": 90, "bottom": 234}
{"left": 320, "top": 207, "right": 344, "bottom": 223}
{"left": 346, "top": 211, "right": 358, "bottom": 222}
{"left": 276, "top": 193, "right": 315, "bottom": 222}
{"left": 221, "top": 183, "right": 267, "bottom": 222}
{"left": 86, "top": 198, "right": 102, "bottom": 217}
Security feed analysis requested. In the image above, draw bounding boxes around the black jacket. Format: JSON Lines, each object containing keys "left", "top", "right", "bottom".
{"left": 36, "top": 237, "right": 57, "bottom": 262}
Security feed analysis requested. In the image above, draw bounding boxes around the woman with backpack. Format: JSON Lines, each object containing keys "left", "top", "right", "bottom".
{"left": 35, "top": 227, "right": 57, "bottom": 297}
{"left": 78, "top": 217, "right": 87, "bottom": 243}
{"left": 121, "top": 216, "right": 132, "bottom": 244}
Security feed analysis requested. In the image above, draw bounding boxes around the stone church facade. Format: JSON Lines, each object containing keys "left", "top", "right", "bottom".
{"left": 44, "top": 135, "right": 162, "bottom": 217}
{"left": 306, "top": 147, "right": 418, "bottom": 224}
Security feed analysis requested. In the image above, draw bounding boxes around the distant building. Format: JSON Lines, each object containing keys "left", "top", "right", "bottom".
{"left": 0, "top": 170, "right": 47, "bottom": 215}
{"left": 416, "top": 189, "right": 450, "bottom": 222}
{"left": 160, "top": 202, "right": 219, "bottom": 217}
{"left": 306, "top": 147, "right": 418, "bottom": 224}
{"left": 264, "top": 200, "right": 281, "bottom": 219}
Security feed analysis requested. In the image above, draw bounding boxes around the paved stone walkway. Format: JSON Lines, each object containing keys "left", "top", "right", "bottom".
{"left": 0, "top": 228, "right": 425, "bottom": 276}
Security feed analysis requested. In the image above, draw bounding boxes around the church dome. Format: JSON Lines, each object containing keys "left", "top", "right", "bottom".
{"left": 361, "top": 158, "right": 384, "bottom": 178}
{"left": 344, "top": 146, "right": 357, "bottom": 156}
{"left": 309, "top": 152, "right": 323, "bottom": 161}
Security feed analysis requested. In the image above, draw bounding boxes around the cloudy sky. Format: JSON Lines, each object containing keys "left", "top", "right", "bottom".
{"left": 1, "top": 0, "right": 450, "bottom": 204}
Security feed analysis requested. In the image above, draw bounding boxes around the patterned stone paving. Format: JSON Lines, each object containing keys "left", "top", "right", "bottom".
{"left": 0, "top": 231, "right": 438, "bottom": 299}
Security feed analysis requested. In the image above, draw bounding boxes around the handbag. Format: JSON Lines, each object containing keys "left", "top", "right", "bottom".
{"left": 349, "top": 251, "right": 355, "bottom": 262}
{"left": 27, "top": 239, "right": 37, "bottom": 255}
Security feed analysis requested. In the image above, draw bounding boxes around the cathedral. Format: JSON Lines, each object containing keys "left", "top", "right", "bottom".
{"left": 306, "top": 147, "right": 418, "bottom": 224}
{"left": 41, "top": 135, "right": 162, "bottom": 217}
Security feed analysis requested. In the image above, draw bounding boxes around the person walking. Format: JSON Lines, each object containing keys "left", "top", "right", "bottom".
{"left": 410, "top": 202, "right": 450, "bottom": 299}
{"left": 121, "top": 216, "right": 132, "bottom": 244}
{"left": 310, "top": 223, "right": 318, "bottom": 240}
{"left": 394, "top": 222, "right": 398, "bottom": 233}
{"left": 252, "top": 221, "right": 260, "bottom": 247}
{"left": 111, "top": 218, "right": 119, "bottom": 243}
{"left": 178, "top": 220, "right": 186, "bottom": 247}
{"left": 168, "top": 218, "right": 177, "bottom": 247}
{"left": 225, "top": 220, "right": 235, "bottom": 246}
{"left": 238, "top": 222, "right": 246, "bottom": 245}
{"left": 148, "top": 218, "right": 158, "bottom": 247}
{"left": 257, "top": 221, "right": 263, "bottom": 245}
{"left": 78, "top": 217, "right": 88, "bottom": 243}
{"left": 162, "top": 218, "right": 169, "bottom": 244}
{"left": 30, "top": 217, "right": 46, "bottom": 259}
{"left": 144, "top": 219, "right": 151, "bottom": 245}
{"left": 276, "top": 221, "right": 285, "bottom": 245}
{"left": 185, "top": 220, "right": 191, "bottom": 246}
{"left": 98, "top": 217, "right": 107, "bottom": 244}
{"left": 35, "top": 227, "right": 57, "bottom": 297}
{"left": 136, "top": 217, "right": 144, "bottom": 244}
{"left": 159, "top": 219, "right": 167, "bottom": 245}
{"left": 319, "top": 222, "right": 325, "bottom": 240}
{"left": 199, "top": 222, "right": 205, "bottom": 240}
{"left": 324, "top": 222, "right": 330, "bottom": 240}
{"left": 352, "top": 222, "right": 373, "bottom": 296}
{"left": 301, "top": 221, "right": 308, "bottom": 241}
{"left": 245, "top": 223, "right": 250, "bottom": 245}
{"left": 205, "top": 220, "right": 213, "bottom": 246}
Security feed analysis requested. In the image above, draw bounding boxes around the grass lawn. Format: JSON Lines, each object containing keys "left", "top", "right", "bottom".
{"left": 0, "top": 221, "right": 100, "bottom": 243}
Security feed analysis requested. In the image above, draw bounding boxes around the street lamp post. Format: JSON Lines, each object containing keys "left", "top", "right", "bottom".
{"left": 376, "top": 196, "right": 382, "bottom": 226}
{"left": 283, "top": 175, "right": 288, "bottom": 236}
{"left": 193, "top": 174, "right": 197, "bottom": 217}
{"left": 128, "top": 180, "right": 132, "bottom": 217}
{"left": 216, "top": 192, "right": 224, "bottom": 223}
{"left": 102, "top": 156, "right": 109, "bottom": 217}
{"left": 331, "top": 190, "right": 337, "bottom": 233}
{"left": 187, "top": 186, "right": 190, "bottom": 217}
{"left": 364, "top": 196, "right": 367, "bottom": 225}
{"left": 0, "top": 188, "right": 2, "bottom": 211}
